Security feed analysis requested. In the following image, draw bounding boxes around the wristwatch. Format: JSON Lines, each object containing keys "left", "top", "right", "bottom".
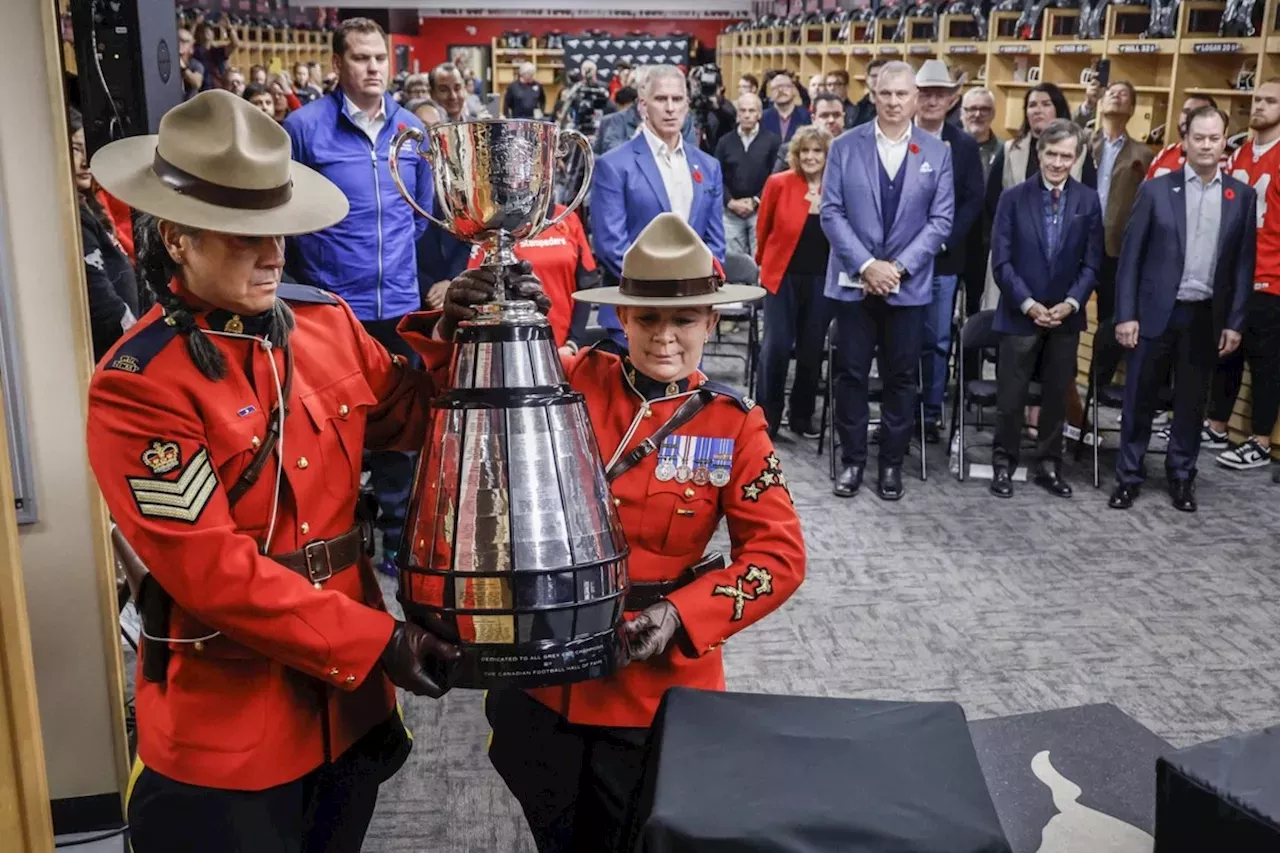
{"left": 892, "top": 261, "right": 908, "bottom": 278}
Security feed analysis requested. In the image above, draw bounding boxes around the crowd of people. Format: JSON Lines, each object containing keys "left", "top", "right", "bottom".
{"left": 71, "top": 9, "right": 1280, "bottom": 851}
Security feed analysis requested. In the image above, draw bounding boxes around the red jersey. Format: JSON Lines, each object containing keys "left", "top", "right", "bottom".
{"left": 1146, "top": 143, "right": 1184, "bottom": 180}
{"left": 1228, "top": 137, "right": 1280, "bottom": 295}
{"left": 468, "top": 205, "right": 595, "bottom": 346}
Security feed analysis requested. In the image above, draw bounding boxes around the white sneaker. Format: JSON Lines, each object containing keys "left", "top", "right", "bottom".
{"left": 1216, "top": 438, "right": 1272, "bottom": 470}
{"left": 1200, "top": 424, "right": 1229, "bottom": 450}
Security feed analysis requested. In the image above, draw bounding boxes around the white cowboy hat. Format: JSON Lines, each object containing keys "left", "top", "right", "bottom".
{"left": 90, "top": 89, "right": 348, "bottom": 236}
{"left": 915, "top": 59, "right": 960, "bottom": 90}
{"left": 573, "top": 213, "right": 765, "bottom": 308}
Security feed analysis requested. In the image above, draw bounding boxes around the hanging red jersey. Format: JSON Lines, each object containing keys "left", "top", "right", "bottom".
{"left": 468, "top": 205, "right": 595, "bottom": 345}
{"left": 1146, "top": 143, "right": 1184, "bottom": 180}
{"left": 1228, "top": 137, "right": 1280, "bottom": 295}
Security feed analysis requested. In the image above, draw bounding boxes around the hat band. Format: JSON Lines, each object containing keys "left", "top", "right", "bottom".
{"left": 618, "top": 275, "right": 723, "bottom": 299}
{"left": 152, "top": 150, "right": 293, "bottom": 211}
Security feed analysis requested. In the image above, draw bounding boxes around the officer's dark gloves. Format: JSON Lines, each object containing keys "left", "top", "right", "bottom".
{"left": 380, "top": 621, "right": 461, "bottom": 698}
{"left": 438, "top": 261, "right": 552, "bottom": 339}
{"left": 623, "top": 600, "right": 682, "bottom": 662}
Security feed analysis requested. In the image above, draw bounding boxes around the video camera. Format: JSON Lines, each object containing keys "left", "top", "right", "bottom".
{"left": 567, "top": 81, "right": 612, "bottom": 137}
{"left": 688, "top": 63, "right": 723, "bottom": 113}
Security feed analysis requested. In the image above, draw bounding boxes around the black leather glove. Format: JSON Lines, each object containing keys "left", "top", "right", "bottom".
{"left": 380, "top": 621, "right": 461, "bottom": 698}
{"left": 623, "top": 600, "right": 682, "bottom": 662}
{"left": 439, "top": 261, "right": 551, "bottom": 339}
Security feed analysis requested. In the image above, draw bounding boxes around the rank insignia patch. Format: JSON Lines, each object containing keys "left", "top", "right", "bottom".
{"left": 141, "top": 439, "right": 182, "bottom": 474}
{"left": 741, "top": 452, "right": 792, "bottom": 503}
{"left": 712, "top": 565, "right": 774, "bottom": 621}
{"left": 128, "top": 446, "right": 217, "bottom": 524}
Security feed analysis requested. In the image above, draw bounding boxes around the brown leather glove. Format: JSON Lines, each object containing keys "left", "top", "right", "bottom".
{"left": 623, "top": 600, "right": 682, "bottom": 662}
{"left": 380, "top": 621, "right": 461, "bottom": 698}
{"left": 439, "top": 261, "right": 551, "bottom": 339}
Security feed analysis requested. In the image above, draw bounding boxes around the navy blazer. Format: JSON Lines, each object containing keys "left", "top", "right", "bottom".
{"left": 936, "top": 122, "right": 985, "bottom": 278}
{"left": 761, "top": 105, "right": 812, "bottom": 143}
{"left": 1115, "top": 170, "right": 1256, "bottom": 340}
{"left": 991, "top": 176, "right": 1104, "bottom": 336}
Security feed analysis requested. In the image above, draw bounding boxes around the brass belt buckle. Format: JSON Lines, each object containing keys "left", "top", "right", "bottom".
{"left": 304, "top": 540, "right": 333, "bottom": 584}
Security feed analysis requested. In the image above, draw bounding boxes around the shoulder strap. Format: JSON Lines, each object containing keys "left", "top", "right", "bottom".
{"left": 606, "top": 389, "right": 713, "bottom": 483}
{"left": 225, "top": 344, "right": 295, "bottom": 509}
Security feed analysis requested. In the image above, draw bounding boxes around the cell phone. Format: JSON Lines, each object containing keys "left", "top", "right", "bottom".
{"left": 1094, "top": 59, "right": 1111, "bottom": 89}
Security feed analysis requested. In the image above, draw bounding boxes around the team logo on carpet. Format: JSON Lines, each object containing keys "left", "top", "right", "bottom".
{"left": 1031, "top": 750, "right": 1154, "bottom": 852}
{"left": 713, "top": 565, "right": 773, "bottom": 621}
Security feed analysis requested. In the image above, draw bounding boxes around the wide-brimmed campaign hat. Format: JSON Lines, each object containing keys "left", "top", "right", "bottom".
{"left": 573, "top": 213, "right": 766, "bottom": 308}
{"left": 90, "top": 89, "right": 348, "bottom": 236}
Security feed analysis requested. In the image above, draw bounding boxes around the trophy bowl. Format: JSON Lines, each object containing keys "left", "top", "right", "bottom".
{"left": 390, "top": 118, "right": 594, "bottom": 272}
{"left": 390, "top": 120, "right": 628, "bottom": 689}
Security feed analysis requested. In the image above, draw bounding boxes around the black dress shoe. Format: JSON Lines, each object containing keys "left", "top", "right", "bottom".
{"left": 1033, "top": 466, "right": 1073, "bottom": 498}
{"left": 877, "top": 465, "right": 904, "bottom": 501}
{"left": 1169, "top": 478, "right": 1197, "bottom": 513}
{"left": 990, "top": 467, "right": 1013, "bottom": 498}
{"left": 923, "top": 422, "right": 941, "bottom": 444}
{"left": 789, "top": 416, "right": 821, "bottom": 439}
{"left": 1109, "top": 484, "right": 1139, "bottom": 509}
{"left": 834, "top": 465, "right": 864, "bottom": 498}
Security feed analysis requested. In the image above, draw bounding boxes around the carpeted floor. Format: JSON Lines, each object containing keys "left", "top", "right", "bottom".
{"left": 359, "top": 353, "right": 1280, "bottom": 852}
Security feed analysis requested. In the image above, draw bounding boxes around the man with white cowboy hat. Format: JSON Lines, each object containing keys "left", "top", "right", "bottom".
{"left": 85, "top": 89, "right": 499, "bottom": 852}
{"left": 440, "top": 213, "right": 806, "bottom": 853}
{"left": 914, "top": 58, "right": 985, "bottom": 443}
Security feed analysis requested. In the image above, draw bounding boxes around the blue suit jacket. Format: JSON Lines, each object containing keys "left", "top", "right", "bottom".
{"left": 590, "top": 133, "right": 726, "bottom": 336}
{"left": 991, "top": 176, "right": 1104, "bottom": 336}
{"left": 761, "top": 105, "right": 812, "bottom": 143}
{"left": 821, "top": 123, "right": 955, "bottom": 307}
{"left": 1115, "top": 170, "right": 1256, "bottom": 340}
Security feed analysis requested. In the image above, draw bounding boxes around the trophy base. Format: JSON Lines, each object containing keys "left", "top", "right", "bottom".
{"left": 451, "top": 628, "right": 627, "bottom": 690}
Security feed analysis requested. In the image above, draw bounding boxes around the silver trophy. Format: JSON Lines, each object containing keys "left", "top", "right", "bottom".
{"left": 389, "top": 120, "right": 629, "bottom": 689}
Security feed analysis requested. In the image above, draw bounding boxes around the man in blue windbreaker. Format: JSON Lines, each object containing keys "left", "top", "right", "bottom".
{"left": 285, "top": 16, "right": 433, "bottom": 576}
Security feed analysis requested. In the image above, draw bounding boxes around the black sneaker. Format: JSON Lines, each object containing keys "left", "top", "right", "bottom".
{"left": 1216, "top": 437, "right": 1271, "bottom": 470}
{"left": 1200, "top": 424, "right": 1229, "bottom": 450}
{"left": 788, "top": 416, "right": 821, "bottom": 439}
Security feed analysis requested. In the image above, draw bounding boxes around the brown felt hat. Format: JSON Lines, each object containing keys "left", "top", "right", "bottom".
{"left": 90, "top": 89, "right": 348, "bottom": 236}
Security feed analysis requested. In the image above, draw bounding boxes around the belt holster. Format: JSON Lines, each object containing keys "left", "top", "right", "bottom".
{"left": 137, "top": 574, "right": 172, "bottom": 684}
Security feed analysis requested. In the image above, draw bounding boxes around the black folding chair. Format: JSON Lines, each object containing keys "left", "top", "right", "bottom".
{"left": 706, "top": 252, "right": 761, "bottom": 386}
{"left": 818, "top": 322, "right": 928, "bottom": 482}
{"left": 950, "top": 310, "right": 1042, "bottom": 481}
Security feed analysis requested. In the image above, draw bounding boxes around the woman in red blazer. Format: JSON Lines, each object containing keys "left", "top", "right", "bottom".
{"left": 755, "top": 124, "right": 834, "bottom": 438}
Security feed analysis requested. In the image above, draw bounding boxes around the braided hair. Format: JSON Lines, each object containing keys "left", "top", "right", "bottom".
{"left": 134, "top": 214, "right": 295, "bottom": 380}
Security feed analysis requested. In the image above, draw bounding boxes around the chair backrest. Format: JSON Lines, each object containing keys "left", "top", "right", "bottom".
{"left": 723, "top": 251, "right": 759, "bottom": 285}
{"left": 959, "top": 310, "right": 999, "bottom": 351}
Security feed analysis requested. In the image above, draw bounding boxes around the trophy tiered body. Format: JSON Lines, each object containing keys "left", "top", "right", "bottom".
{"left": 390, "top": 119, "right": 629, "bottom": 689}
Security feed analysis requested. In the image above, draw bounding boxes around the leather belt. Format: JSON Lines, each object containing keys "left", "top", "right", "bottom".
{"left": 272, "top": 526, "right": 366, "bottom": 585}
{"left": 625, "top": 553, "right": 726, "bottom": 612}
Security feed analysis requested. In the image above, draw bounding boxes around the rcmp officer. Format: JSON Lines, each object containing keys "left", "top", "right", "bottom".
{"left": 86, "top": 91, "right": 475, "bottom": 851}
{"left": 432, "top": 213, "right": 808, "bottom": 852}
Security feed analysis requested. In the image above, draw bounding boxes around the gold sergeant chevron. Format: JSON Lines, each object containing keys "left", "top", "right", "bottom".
{"left": 127, "top": 447, "right": 217, "bottom": 524}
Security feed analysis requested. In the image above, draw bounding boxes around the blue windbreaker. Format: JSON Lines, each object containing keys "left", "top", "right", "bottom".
{"left": 284, "top": 90, "right": 433, "bottom": 321}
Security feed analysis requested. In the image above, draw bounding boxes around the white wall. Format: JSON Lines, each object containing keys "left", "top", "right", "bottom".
{"left": 0, "top": 0, "right": 127, "bottom": 802}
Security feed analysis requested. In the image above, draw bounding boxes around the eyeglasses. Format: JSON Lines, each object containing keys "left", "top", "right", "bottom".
{"left": 962, "top": 105, "right": 994, "bottom": 115}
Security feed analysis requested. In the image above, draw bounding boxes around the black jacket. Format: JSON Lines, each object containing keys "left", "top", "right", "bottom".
{"left": 848, "top": 95, "right": 876, "bottom": 129}
{"left": 80, "top": 203, "right": 139, "bottom": 363}
{"left": 714, "top": 128, "right": 783, "bottom": 202}
{"left": 934, "top": 123, "right": 985, "bottom": 277}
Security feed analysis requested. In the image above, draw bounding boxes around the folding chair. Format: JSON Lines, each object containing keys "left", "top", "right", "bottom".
{"left": 950, "top": 310, "right": 1043, "bottom": 481}
{"left": 706, "top": 252, "right": 761, "bottom": 386}
{"left": 818, "top": 322, "right": 928, "bottom": 482}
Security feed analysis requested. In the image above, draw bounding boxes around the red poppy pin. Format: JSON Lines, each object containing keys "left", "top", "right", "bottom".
{"left": 1225, "top": 188, "right": 1236, "bottom": 201}
{"left": 693, "top": 168, "right": 704, "bottom": 184}
{"left": 397, "top": 122, "right": 407, "bottom": 132}
{"left": 908, "top": 143, "right": 920, "bottom": 155}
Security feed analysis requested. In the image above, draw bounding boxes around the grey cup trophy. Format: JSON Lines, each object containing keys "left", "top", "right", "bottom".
{"left": 389, "top": 120, "right": 629, "bottom": 689}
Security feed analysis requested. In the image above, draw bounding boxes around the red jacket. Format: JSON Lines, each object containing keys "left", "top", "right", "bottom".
{"left": 409, "top": 338, "right": 807, "bottom": 727}
{"left": 87, "top": 284, "right": 442, "bottom": 791}
{"left": 755, "top": 169, "right": 817, "bottom": 293}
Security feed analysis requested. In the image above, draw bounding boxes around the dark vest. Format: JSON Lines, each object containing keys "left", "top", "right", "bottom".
{"left": 879, "top": 155, "right": 904, "bottom": 235}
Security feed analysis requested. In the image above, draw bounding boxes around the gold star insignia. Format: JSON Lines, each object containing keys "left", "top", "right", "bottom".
{"left": 765, "top": 452, "right": 781, "bottom": 471}
{"left": 742, "top": 482, "right": 762, "bottom": 501}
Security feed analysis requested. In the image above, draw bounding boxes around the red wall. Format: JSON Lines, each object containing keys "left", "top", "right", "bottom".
{"left": 391, "top": 17, "right": 732, "bottom": 74}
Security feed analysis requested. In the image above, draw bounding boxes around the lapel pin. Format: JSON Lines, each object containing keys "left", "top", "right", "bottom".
{"left": 1225, "top": 188, "right": 1236, "bottom": 200}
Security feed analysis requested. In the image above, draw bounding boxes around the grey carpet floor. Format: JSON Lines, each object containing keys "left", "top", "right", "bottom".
{"left": 361, "top": 354, "right": 1280, "bottom": 852}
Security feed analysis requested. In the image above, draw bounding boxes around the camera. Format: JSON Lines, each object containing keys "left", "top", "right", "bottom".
{"left": 567, "top": 81, "right": 611, "bottom": 136}
{"left": 688, "top": 63, "right": 723, "bottom": 112}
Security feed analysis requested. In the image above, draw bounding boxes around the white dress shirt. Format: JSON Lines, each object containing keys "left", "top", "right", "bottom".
{"left": 874, "top": 120, "right": 911, "bottom": 181}
{"left": 344, "top": 93, "right": 387, "bottom": 144}
{"left": 738, "top": 124, "right": 760, "bottom": 149}
{"left": 642, "top": 124, "right": 694, "bottom": 221}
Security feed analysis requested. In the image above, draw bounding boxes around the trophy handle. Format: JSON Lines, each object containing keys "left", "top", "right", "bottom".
{"left": 544, "top": 129, "right": 595, "bottom": 231}
{"left": 390, "top": 127, "right": 452, "bottom": 230}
